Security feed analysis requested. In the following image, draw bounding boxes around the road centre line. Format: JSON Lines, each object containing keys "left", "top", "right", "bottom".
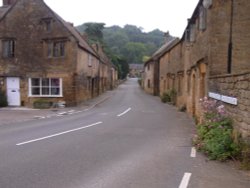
{"left": 117, "top": 108, "right": 132, "bottom": 117}
{"left": 190, "top": 147, "right": 196, "bottom": 158}
{"left": 16, "top": 121, "right": 103, "bottom": 146}
{"left": 179, "top": 172, "right": 192, "bottom": 188}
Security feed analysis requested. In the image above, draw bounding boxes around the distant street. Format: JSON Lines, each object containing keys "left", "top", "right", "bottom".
{"left": 0, "top": 78, "right": 249, "bottom": 188}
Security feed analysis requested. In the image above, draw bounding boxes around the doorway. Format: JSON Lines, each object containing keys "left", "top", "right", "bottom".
{"left": 6, "top": 77, "right": 21, "bottom": 106}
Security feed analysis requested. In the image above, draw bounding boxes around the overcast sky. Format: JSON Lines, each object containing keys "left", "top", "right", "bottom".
{"left": 43, "top": 0, "right": 199, "bottom": 37}
{"left": 1, "top": 0, "right": 199, "bottom": 37}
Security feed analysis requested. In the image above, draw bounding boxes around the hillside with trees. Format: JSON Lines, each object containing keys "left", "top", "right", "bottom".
{"left": 76, "top": 23, "right": 169, "bottom": 78}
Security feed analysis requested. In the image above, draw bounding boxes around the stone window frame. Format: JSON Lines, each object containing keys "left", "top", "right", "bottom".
{"left": 186, "top": 70, "right": 191, "bottom": 94}
{"left": 88, "top": 54, "right": 93, "bottom": 67}
{"left": 177, "top": 72, "right": 184, "bottom": 96}
{"left": 41, "top": 17, "right": 53, "bottom": 32}
{"left": 47, "top": 40, "right": 66, "bottom": 58}
{"left": 185, "top": 25, "right": 196, "bottom": 43}
{"left": 147, "top": 79, "right": 151, "bottom": 88}
{"left": 147, "top": 63, "right": 150, "bottom": 71}
{"left": 199, "top": 6, "right": 207, "bottom": 31}
{"left": 28, "top": 78, "right": 63, "bottom": 97}
{"left": 1, "top": 38, "right": 15, "bottom": 58}
{"left": 189, "top": 24, "right": 196, "bottom": 43}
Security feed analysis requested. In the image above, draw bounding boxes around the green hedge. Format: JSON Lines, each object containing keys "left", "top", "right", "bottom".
{"left": 0, "top": 90, "right": 8, "bottom": 107}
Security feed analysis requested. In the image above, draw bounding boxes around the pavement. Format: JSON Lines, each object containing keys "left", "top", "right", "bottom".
{"left": 0, "top": 90, "right": 113, "bottom": 126}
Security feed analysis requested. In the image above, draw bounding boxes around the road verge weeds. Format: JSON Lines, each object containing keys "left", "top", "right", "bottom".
{"left": 193, "top": 97, "right": 249, "bottom": 169}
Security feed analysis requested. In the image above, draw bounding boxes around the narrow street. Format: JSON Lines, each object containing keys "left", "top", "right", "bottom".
{"left": 0, "top": 79, "right": 249, "bottom": 188}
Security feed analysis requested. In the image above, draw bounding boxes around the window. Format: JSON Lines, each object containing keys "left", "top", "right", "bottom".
{"left": 45, "top": 19, "right": 52, "bottom": 32}
{"left": 29, "top": 78, "right": 62, "bottom": 97}
{"left": 147, "top": 79, "right": 151, "bottom": 88}
{"left": 167, "top": 76, "right": 170, "bottom": 90}
{"left": 41, "top": 18, "right": 53, "bottom": 32}
{"left": 187, "top": 74, "right": 191, "bottom": 94}
{"left": 185, "top": 28, "right": 191, "bottom": 42}
{"left": 199, "top": 6, "right": 207, "bottom": 31}
{"left": 190, "top": 24, "right": 196, "bottom": 42}
{"left": 88, "top": 54, "right": 92, "bottom": 67}
{"left": 48, "top": 41, "right": 65, "bottom": 58}
{"left": 2, "top": 39, "right": 15, "bottom": 58}
{"left": 185, "top": 24, "right": 195, "bottom": 43}
{"left": 178, "top": 75, "right": 183, "bottom": 95}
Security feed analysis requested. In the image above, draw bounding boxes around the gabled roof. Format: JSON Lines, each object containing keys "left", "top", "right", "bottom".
{"left": 153, "top": 38, "right": 179, "bottom": 59}
{"left": 144, "top": 38, "right": 180, "bottom": 66}
{"left": 181, "top": 0, "right": 203, "bottom": 40}
{"left": 129, "top": 64, "right": 143, "bottom": 70}
{"left": 0, "top": 4, "right": 15, "bottom": 21}
{"left": 42, "top": 3, "right": 99, "bottom": 58}
{"left": 0, "top": 0, "right": 98, "bottom": 58}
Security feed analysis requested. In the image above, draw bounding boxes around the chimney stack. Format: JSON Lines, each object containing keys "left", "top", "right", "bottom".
{"left": 3, "top": 0, "right": 17, "bottom": 6}
{"left": 164, "top": 31, "right": 171, "bottom": 43}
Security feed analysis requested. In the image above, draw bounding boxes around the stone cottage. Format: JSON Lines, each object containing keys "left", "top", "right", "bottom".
{"left": 129, "top": 64, "right": 143, "bottom": 78}
{"left": 143, "top": 58, "right": 156, "bottom": 95}
{"left": 144, "top": 33, "right": 178, "bottom": 96}
{"left": 0, "top": 0, "right": 116, "bottom": 107}
{"left": 144, "top": 0, "right": 250, "bottom": 142}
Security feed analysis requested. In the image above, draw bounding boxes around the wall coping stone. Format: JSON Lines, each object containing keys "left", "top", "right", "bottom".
{"left": 209, "top": 71, "right": 250, "bottom": 79}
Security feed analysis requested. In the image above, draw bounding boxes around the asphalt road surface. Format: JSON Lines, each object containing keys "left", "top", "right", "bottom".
{"left": 0, "top": 78, "right": 249, "bottom": 188}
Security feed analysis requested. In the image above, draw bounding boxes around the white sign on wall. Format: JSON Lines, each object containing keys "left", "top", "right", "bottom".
{"left": 208, "top": 92, "right": 221, "bottom": 100}
{"left": 221, "top": 95, "right": 238, "bottom": 105}
{"left": 208, "top": 92, "right": 238, "bottom": 105}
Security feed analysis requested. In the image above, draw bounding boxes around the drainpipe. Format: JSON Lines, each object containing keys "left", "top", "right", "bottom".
{"left": 227, "top": 0, "right": 234, "bottom": 74}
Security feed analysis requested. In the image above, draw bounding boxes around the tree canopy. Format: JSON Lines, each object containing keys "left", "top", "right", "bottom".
{"left": 76, "top": 23, "right": 170, "bottom": 79}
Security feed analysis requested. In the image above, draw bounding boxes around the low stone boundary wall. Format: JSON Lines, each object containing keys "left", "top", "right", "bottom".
{"left": 209, "top": 72, "right": 250, "bottom": 142}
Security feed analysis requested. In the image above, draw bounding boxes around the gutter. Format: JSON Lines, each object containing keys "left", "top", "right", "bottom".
{"left": 227, "top": 0, "right": 234, "bottom": 74}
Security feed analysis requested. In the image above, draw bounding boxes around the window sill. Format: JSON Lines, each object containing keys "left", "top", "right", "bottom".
{"left": 47, "top": 56, "right": 65, "bottom": 59}
{"left": 2, "top": 56, "right": 15, "bottom": 59}
{"left": 29, "top": 95, "right": 63, "bottom": 98}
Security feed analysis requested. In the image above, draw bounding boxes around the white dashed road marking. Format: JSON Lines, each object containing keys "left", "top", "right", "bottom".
{"left": 16, "top": 121, "right": 103, "bottom": 146}
{"left": 117, "top": 108, "right": 131, "bottom": 117}
{"left": 190, "top": 147, "right": 196, "bottom": 158}
{"left": 179, "top": 172, "right": 192, "bottom": 188}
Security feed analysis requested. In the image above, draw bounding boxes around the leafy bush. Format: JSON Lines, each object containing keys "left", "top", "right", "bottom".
{"left": 178, "top": 105, "right": 187, "bottom": 112}
{"left": 194, "top": 97, "right": 240, "bottom": 161}
{"left": 161, "top": 89, "right": 176, "bottom": 104}
{"left": 0, "top": 90, "right": 8, "bottom": 107}
{"left": 161, "top": 92, "right": 171, "bottom": 103}
{"left": 241, "top": 144, "right": 250, "bottom": 170}
{"left": 33, "top": 99, "right": 52, "bottom": 109}
{"left": 169, "top": 89, "right": 177, "bottom": 104}
{"left": 137, "top": 78, "right": 142, "bottom": 86}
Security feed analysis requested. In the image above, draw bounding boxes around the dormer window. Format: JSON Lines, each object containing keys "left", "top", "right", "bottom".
{"left": 199, "top": 6, "right": 207, "bottom": 31}
{"left": 185, "top": 24, "right": 196, "bottom": 43}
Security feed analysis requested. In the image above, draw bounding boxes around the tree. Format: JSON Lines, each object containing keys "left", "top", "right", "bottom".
{"left": 83, "top": 22, "right": 105, "bottom": 44}
{"left": 111, "top": 55, "right": 129, "bottom": 79}
{"left": 77, "top": 23, "right": 167, "bottom": 65}
{"left": 121, "top": 42, "right": 147, "bottom": 64}
{"left": 103, "top": 29, "right": 129, "bottom": 55}
{"left": 76, "top": 23, "right": 168, "bottom": 79}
